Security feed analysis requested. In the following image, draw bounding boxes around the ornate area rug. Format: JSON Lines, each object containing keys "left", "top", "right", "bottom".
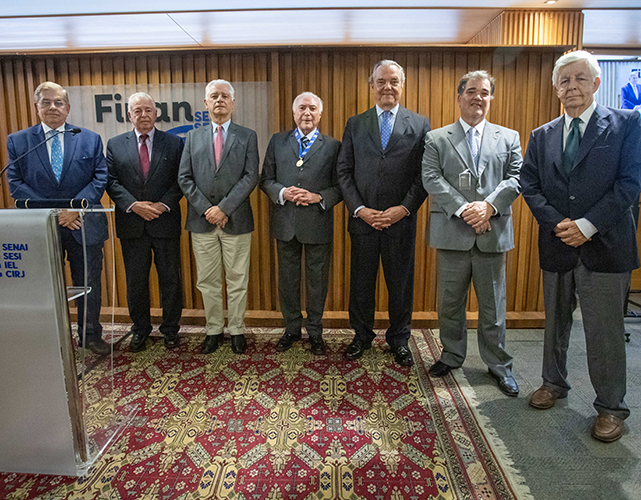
{"left": 0, "top": 327, "right": 529, "bottom": 500}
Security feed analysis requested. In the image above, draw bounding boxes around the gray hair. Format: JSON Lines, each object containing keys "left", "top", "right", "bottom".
{"left": 128, "top": 92, "right": 156, "bottom": 108}
{"left": 292, "top": 92, "right": 323, "bottom": 113}
{"left": 205, "top": 79, "right": 235, "bottom": 100}
{"left": 369, "top": 60, "right": 406, "bottom": 85}
{"left": 34, "top": 81, "right": 69, "bottom": 105}
{"left": 457, "top": 70, "right": 495, "bottom": 96}
{"left": 552, "top": 50, "right": 601, "bottom": 87}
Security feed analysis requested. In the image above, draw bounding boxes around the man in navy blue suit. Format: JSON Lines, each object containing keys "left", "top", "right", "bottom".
{"left": 621, "top": 70, "right": 641, "bottom": 110}
{"left": 522, "top": 51, "right": 641, "bottom": 442}
{"left": 7, "top": 81, "right": 110, "bottom": 355}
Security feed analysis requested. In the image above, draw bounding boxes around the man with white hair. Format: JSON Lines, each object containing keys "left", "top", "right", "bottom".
{"left": 261, "top": 92, "right": 341, "bottom": 355}
{"left": 521, "top": 51, "right": 641, "bottom": 442}
{"left": 106, "top": 92, "right": 184, "bottom": 352}
{"left": 178, "top": 79, "right": 259, "bottom": 355}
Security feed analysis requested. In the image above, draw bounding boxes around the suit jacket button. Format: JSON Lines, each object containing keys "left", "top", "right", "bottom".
{"left": 381, "top": 154, "right": 386, "bottom": 159}
{"left": 569, "top": 195, "right": 576, "bottom": 200}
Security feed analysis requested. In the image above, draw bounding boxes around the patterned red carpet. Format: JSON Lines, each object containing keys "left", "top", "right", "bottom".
{"left": 0, "top": 327, "right": 524, "bottom": 500}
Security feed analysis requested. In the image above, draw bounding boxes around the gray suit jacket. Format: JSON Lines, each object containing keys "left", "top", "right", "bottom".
{"left": 422, "top": 120, "right": 522, "bottom": 253}
{"left": 178, "top": 122, "right": 259, "bottom": 234}
{"left": 261, "top": 130, "right": 342, "bottom": 244}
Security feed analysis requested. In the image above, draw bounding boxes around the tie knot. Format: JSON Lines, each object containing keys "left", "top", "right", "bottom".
{"left": 49, "top": 130, "right": 59, "bottom": 139}
{"left": 570, "top": 117, "right": 581, "bottom": 130}
{"left": 217, "top": 125, "right": 224, "bottom": 133}
{"left": 467, "top": 126, "right": 476, "bottom": 137}
{"left": 301, "top": 137, "right": 310, "bottom": 147}
{"left": 140, "top": 133, "right": 149, "bottom": 142}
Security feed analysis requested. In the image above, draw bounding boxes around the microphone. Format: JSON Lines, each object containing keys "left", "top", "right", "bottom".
{"left": 0, "top": 127, "right": 82, "bottom": 180}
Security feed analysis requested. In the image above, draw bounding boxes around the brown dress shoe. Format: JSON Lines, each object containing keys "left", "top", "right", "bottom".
{"left": 528, "top": 386, "right": 566, "bottom": 409}
{"left": 591, "top": 414, "right": 625, "bottom": 443}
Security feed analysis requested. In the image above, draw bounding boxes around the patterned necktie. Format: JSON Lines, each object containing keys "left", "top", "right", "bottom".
{"left": 214, "top": 125, "right": 224, "bottom": 169}
{"left": 139, "top": 133, "right": 150, "bottom": 178}
{"left": 466, "top": 126, "right": 480, "bottom": 172}
{"left": 380, "top": 111, "right": 393, "bottom": 149}
{"left": 301, "top": 137, "right": 310, "bottom": 150}
{"left": 50, "top": 130, "right": 63, "bottom": 182}
{"left": 563, "top": 118, "right": 581, "bottom": 174}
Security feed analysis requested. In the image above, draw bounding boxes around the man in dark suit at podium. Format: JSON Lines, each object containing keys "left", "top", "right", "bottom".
{"left": 106, "top": 92, "right": 184, "bottom": 352}
{"left": 621, "top": 70, "right": 641, "bottom": 110}
{"left": 261, "top": 92, "right": 342, "bottom": 355}
{"left": 6, "top": 81, "right": 110, "bottom": 355}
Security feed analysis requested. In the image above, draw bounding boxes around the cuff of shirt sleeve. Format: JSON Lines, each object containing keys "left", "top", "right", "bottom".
{"left": 575, "top": 218, "right": 598, "bottom": 239}
{"left": 401, "top": 205, "right": 410, "bottom": 216}
{"left": 126, "top": 201, "right": 137, "bottom": 213}
{"left": 354, "top": 205, "right": 365, "bottom": 217}
{"left": 454, "top": 203, "right": 469, "bottom": 218}
{"left": 278, "top": 188, "right": 286, "bottom": 205}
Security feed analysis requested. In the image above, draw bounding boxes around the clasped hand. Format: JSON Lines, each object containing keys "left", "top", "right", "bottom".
{"left": 555, "top": 218, "right": 589, "bottom": 247}
{"left": 358, "top": 206, "right": 406, "bottom": 230}
{"left": 283, "top": 186, "right": 321, "bottom": 206}
{"left": 58, "top": 210, "right": 82, "bottom": 230}
{"left": 205, "top": 205, "right": 228, "bottom": 228}
{"left": 132, "top": 201, "right": 167, "bottom": 221}
{"left": 461, "top": 201, "right": 492, "bottom": 234}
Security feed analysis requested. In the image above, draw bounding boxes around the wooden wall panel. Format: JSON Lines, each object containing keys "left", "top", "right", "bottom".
{"left": 0, "top": 46, "right": 574, "bottom": 322}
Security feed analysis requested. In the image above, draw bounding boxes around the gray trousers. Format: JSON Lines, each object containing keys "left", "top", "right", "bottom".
{"left": 542, "top": 258, "right": 630, "bottom": 419}
{"left": 437, "top": 245, "right": 513, "bottom": 377}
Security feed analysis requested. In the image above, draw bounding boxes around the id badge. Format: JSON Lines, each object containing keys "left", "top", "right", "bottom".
{"left": 459, "top": 171, "right": 472, "bottom": 191}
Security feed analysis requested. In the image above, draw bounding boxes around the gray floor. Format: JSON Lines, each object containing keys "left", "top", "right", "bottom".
{"left": 449, "top": 299, "right": 641, "bottom": 500}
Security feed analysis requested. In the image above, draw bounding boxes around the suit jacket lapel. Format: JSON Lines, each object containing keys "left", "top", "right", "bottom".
{"left": 366, "top": 107, "right": 383, "bottom": 153}
{"left": 573, "top": 105, "right": 609, "bottom": 170}
{"left": 477, "top": 122, "right": 499, "bottom": 179}
{"left": 32, "top": 125, "right": 57, "bottom": 183}
{"left": 447, "top": 122, "right": 475, "bottom": 175}
{"left": 289, "top": 131, "right": 300, "bottom": 159}
{"left": 218, "top": 123, "right": 236, "bottom": 170}
{"left": 385, "top": 106, "right": 408, "bottom": 152}
{"left": 545, "top": 116, "right": 565, "bottom": 178}
{"left": 126, "top": 131, "right": 146, "bottom": 182}
{"left": 59, "top": 124, "right": 78, "bottom": 185}
{"left": 202, "top": 124, "right": 216, "bottom": 170}
{"left": 148, "top": 129, "right": 166, "bottom": 181}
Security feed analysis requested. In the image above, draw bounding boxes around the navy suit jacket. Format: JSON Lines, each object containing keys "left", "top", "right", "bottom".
{"left": 521, "top": 104, "right": 641, "bottom": 273}
{"left": 261, "top": 130, "right": 342, "bottom": 245}
{"left": 106, "top": 129, "right": 184, "bottom": 240}
{"left": 621, "top": 83, "right": 641, "bottom": 110}
{"left": 336, "top": 106, "right": 430, "bottom": 237}
{"left": 7, "top": 123, "right": 108, "bottom": 246}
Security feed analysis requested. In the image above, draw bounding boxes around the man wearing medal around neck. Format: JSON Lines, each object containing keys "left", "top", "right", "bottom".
{"left": 261, "top": 92, "right": 342, "bottom": 355}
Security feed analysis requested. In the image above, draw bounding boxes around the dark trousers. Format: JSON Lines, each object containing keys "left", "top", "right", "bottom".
{"left": 120, "top": 234, "right": 182, "bottom": 336}
{"left": 348, "top": 230, "right": 416, "bottom": 348}
{"left": 277, "top": 237, "right": 331, "bottom": 337}
{"left": 60, "top": 228, "right": 103, "bottom": 341}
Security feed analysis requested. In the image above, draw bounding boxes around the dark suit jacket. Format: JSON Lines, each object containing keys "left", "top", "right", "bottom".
{"left": 521, "top": 104, "right": 641, "bottom": 273}
{"left": 336, "top": 106, "right": 430, "bottom": 236}
{"left": 106, "top": 129, "right": 184, "bottom": 240}
{"left": 260, "top": 130, "right": 342, "bottom": 244}
{"left": 178, "top": 122, "right": 259, "bottom": 235}
{"left": 621, "top": 83, "right": 641, "bottom": 110}
{"left": 7, "top": 123, "right": 108, "bottom": 246}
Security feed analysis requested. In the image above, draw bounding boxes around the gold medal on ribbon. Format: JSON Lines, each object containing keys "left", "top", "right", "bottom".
{"left": 296, "top": 159, "right": 304, "bottom": 167}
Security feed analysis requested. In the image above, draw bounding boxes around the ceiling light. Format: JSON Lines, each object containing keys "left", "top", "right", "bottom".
{"left": 545, "top": 0, "right": 557, "bottom": 4}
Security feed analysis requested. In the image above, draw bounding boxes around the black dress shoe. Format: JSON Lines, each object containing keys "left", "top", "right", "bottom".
{"left": 84, "top": 338, "right": 111, "bottom": 356}
{"left": 231, "top": 334, "right": 247, "bottom": 354}
{"left": 309, "top": 335, "right": 326, "bottom": 356}
{"left": 344, "top": 339, "right": 372, "bottom": 360}
{"left": 429, "top": 360, "right": 453, "bottom": 377}
{"left": 394, "top": 345, "right": 413, "bottom": 367}
{"left": 129, "top": 332, "right": 148, "bottom": 353}
{"left": 489, "top": 370, "right": 519, "bottom": 397}
{"left": 200, "top": 334, "right": 222, "bottom": 354}
{"left": 164, "top": 332, "right": 180, "bottom": 349}
{"left": 276, "top": 329, "right": 302, "bottom": 352}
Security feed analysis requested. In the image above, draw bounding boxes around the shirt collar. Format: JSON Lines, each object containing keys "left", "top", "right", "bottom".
{"left": 564, "top": 100, "right": 596, "bottom": 130}
{"left": 42, "top": 122, "right": 66, "bottom": 136}
{"left": 297, "top": 127, "right": 318, "bottom": 140}
{"left": 459, "top": 118, "right": 486, "bottom": 137}
{"left": 135, "top": 127, "right": 155, "bottom": 141}
{"left": 376, "top": 104, "right": 400, "bottom": 117}
{"left": 212, "top": 119, "right": 231, "bottom": 132}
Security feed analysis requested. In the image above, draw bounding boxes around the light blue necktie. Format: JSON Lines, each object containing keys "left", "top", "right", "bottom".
{"left": 380, "top": 111, "right": 393, "bottom": 150}
{"left": 50, "top": 130, "right": 63, "bottom": 182}
{"left": 466, "top": 126, "right": 480, "bottom": 173}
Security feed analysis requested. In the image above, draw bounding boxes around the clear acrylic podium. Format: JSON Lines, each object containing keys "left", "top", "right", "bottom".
{"left": 0, "top": 207, "right": 137, "bottom": 476}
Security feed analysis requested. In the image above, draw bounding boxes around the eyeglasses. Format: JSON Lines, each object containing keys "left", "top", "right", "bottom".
{"left": 38, "top": 99, "right": 67, "bottom": 109}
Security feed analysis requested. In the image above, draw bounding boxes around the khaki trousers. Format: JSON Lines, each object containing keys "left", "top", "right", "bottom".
{"left": 191, "top": 228, "right": 251, "bottom": 336}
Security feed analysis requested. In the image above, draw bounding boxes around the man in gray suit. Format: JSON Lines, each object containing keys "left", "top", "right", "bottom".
{"left": 261, "top": 92, "right": 342, "bottom": 355}
{"left": 422, "top": 70, "right": 522, "bottom": 396}
{"left": 178, "top": 79, "right": 259, "bottom": 355}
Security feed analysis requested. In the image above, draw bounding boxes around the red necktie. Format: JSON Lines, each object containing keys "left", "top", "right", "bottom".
{"left": 214, "top": 125, "right": 224, "bottom": 169}
{"left": 139, "top": 133, "right": 150, "bottom": 178}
